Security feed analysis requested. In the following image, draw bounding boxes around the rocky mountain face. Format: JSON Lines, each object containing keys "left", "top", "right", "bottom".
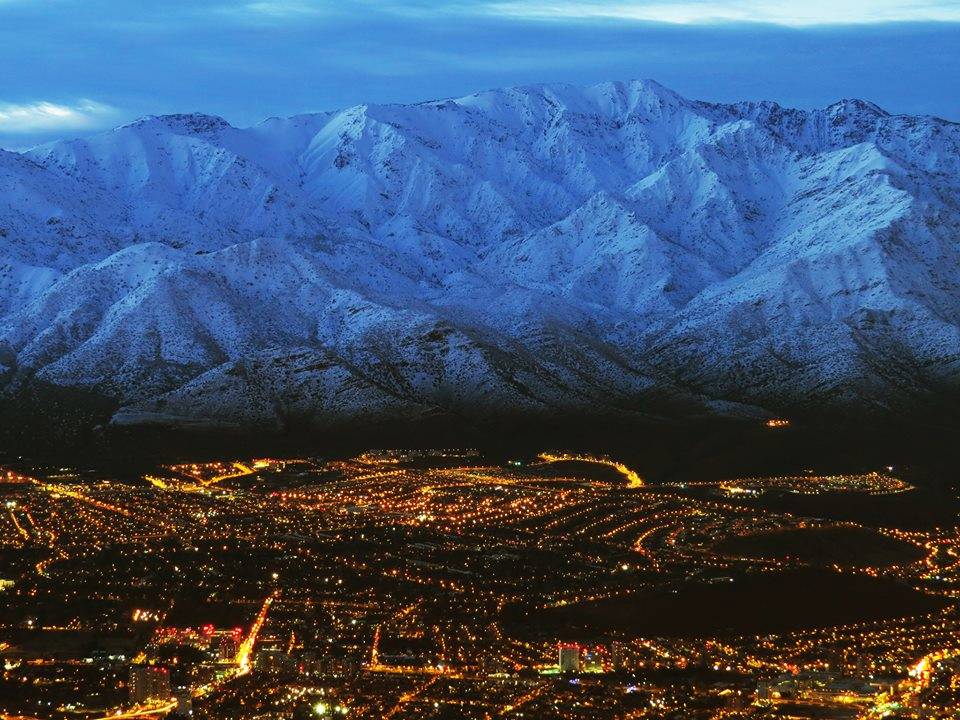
{"left": 1, "top": 80, "right": 959, "bottom": 431}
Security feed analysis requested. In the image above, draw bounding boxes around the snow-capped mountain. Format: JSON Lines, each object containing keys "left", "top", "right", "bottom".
{"left": 2, "top": 79, "right": 959, "bottom": 430}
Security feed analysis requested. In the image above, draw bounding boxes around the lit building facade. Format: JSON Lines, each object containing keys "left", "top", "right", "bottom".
{"left": 128, "top": 665, "right": 171, "bottom": 704}
{"left": 559, "top": 643, "right": 580, "bottom": 673}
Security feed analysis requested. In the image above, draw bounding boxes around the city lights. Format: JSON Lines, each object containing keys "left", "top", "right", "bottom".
{"left": 0, "top": 452, "right": 957, "bottom": 718}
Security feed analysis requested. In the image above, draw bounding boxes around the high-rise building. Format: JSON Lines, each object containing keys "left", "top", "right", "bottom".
{"left": 756, "top": 681, "right": 771, "bottom": 701}
{"left": 558, "top": 643, "right": 580, "bottom": 673}
{"left": 129, "top": 665, "right": 171, "bottom": 705}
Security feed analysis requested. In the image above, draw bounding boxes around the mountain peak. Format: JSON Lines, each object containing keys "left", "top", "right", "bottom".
{"left": 123, "top": 112, "right": 233, "bottom": 136}
{"left": 450, "top": 78, "right": 688, "bottom": 115}
{"left": 825, "top": 98, "right": 889, "bottom": 119}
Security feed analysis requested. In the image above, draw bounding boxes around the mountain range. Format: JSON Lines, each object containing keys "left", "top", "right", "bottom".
{"left": 1, "top": 79, "right": 959, "bottom": 432}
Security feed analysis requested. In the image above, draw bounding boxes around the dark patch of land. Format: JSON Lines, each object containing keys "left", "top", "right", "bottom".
{"left": 0, "top": 629, "right": 139, "bottom": 660}
{"left": 525, "top": 460, "right": 627, "bottom": 484}
{"left": 0, "top": 547, "right": 47, "bottom": 576}
{"left": 165, "top": 598, "right": 253, "bottom": 629}
{"left": 220, "top": 465, "right": 344, "bottom": 492}
{"left": 714, "top": 525, "right": 925, "bottom": 567}
{"left": 505, "top": 568, "right": 950, "bottom": 640}
{"left": 680, "top": 486, "right": 960, "bottom": 531}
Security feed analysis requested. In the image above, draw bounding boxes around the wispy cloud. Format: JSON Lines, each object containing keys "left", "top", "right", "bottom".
{"left": 240, "top": 0, "right": 327, "bottom": 16}
{"left": 482, "top": 0, "right": 960, "bottom": 26}
{"left": 0, "top": 99, "right": 117, "bottom": 134}
{"left": 218, "top": 0, "right": 960, "bottom": 26}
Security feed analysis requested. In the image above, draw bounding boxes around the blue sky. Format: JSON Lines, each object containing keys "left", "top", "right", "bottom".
{"left": 1, "top": 0, "right": 958, "bottom": 148}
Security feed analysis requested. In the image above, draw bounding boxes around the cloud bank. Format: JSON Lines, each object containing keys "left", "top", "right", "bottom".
{"left": 0, "top": 99, "right": 117, "bottom": 135}
{"left": 482, "top": 0, "right": 960, "bottom": 26}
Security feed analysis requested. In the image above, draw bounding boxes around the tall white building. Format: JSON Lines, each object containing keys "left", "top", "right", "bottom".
{"left": 558, "top": 644, "right": 580, "bottom": 673}
{"left": 128, "top": 665, "right": 171, "bottom": 704}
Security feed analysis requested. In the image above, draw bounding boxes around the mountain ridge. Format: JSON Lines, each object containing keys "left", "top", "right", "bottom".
{"left": 2, "top": 78, "right": 959, "bottom": 432}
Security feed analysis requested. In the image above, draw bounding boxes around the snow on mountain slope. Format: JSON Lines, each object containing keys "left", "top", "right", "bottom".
{"left": 1, "top": 79, "right": 959, "bottom": 428}
{"left": 27, "top": 114, "right": 327, "bottom": 248}
{"left": 0, "top": 149, "right": 123, "bottom": 315}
